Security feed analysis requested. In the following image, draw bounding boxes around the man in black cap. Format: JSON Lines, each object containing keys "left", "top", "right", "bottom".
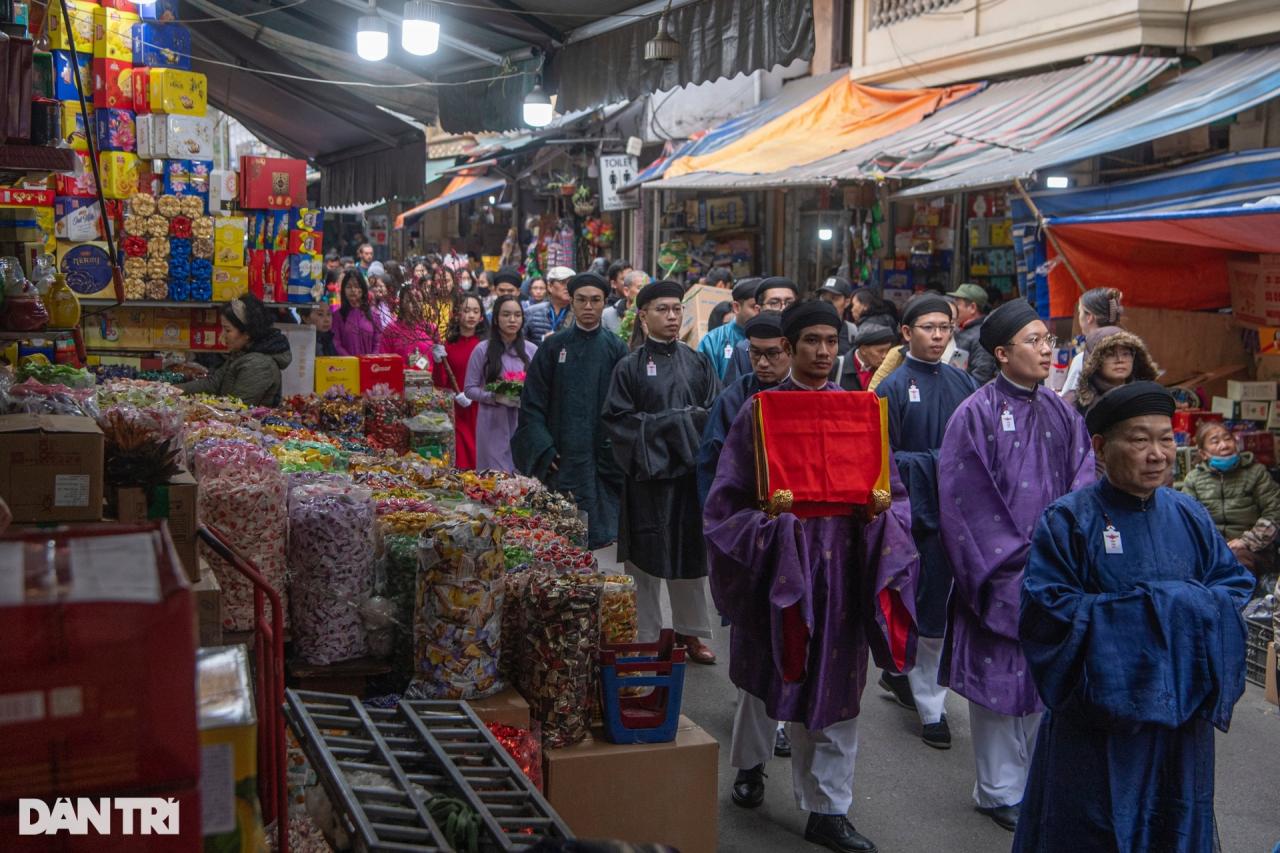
{"left": 707, "top": 299, "right": 919, "bottom": 853}
{"left": 698, "top": 276, "right": 762, "bottom": 380}
{"left": 724, "top": 277, "right": 799, "bottom": 384}
{"left": 603, "top": 280, "right": 720, "bottom": 664}
{"left": 875, "top": 292, "right": 979, "bottom": 749}
{"left": 936, "top": 299, "right": 1095, "bottom": 832}
{"left": 486, "top": 266, "right": 523, "bottom": 321}
{"left": 946, "top": 282, "right": 997, "bottom": 384}
{"left": 1014, "top": 381, "right": 1253, "bottom": 853}
{"left": 513, "top": 272, "right": 627, "bottom": 550}
{"left": 847, "top": 324, "right": 896, "bottom": 392}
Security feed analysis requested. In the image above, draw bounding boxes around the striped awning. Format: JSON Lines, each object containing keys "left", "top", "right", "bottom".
{"left": 897, "top": 47, "right": 1280, "bottom": 198}
{"left": 649, "top": 54, "right": 1175, "bottom": 191}
{"left": 396, "top": 174, "right": 505, "bottom": 229}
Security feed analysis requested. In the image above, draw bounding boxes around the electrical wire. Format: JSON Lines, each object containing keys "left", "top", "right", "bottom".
{"left": 30, "top": 0, "right": 314, "bottom": 25}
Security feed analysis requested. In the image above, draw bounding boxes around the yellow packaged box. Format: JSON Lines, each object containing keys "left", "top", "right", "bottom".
{"left": 212, "top": 267, "right": 248, "bottom": 301}
{"left": 98, "top": 151, "right": 139, "bottom": 199}
{"left": 197, "top": 645, "right": 265, "bottom": 853}
{"left": 152, "top": 309, "right": 191, "bottom": 350}
{"left": 214, "top": 216, "right": 248, "bottom": 267}
{"left": 59, "top": 100, "right": 92, "bottom": 152}
{"left": 315, "top": 356, "right": 361, "bottom": 395}
{"left": 48, "top": 0, "right": 94, "bottom": 52}
{"left": 150, "top": 68, "right": 208, "bottom": 116}
{"left": 93, "top": 6, "right": 139, "bottom": 61}
{"left": 83, "top": 308, "right": 154, "bottom": 350}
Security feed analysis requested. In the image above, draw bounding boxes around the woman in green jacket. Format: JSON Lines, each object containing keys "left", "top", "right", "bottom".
{"left": 1180, "top": 420, "right": 1280, "bottom": 577}
{"left": 179, "top": 293, "right": 292, "bottom": 407}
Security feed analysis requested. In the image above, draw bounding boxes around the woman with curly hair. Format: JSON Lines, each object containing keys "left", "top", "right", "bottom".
{"left": 432, "top": 293, "right": 487, "bottom": 468}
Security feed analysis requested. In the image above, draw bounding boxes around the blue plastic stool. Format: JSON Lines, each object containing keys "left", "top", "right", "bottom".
{"left": 597, "top": 629, "right": 688, "bottom": 744}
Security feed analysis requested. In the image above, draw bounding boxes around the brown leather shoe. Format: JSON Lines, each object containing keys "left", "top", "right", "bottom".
{"left": 677, "top": 633, "right": 717, "bottom": 665}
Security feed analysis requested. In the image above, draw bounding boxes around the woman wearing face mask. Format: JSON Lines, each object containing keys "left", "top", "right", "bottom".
{"left": 433, "top": 293, "right": 487, "bottom": 469}
{"left": 457, "top": 267, "right": 475, "bottom": 293}
{"left": 330, "top": 270, "right": 381, "bottom": 356}
{"left": 464, "top": 295, "right": 537, "bottom": 472}
{"left": 1182, "top": 421, "right": 1280, "bottom": 577}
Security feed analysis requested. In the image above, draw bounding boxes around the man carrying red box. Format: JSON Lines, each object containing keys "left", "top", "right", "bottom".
{"left": 705, "top": 300, "right": 919, "bottom": 853}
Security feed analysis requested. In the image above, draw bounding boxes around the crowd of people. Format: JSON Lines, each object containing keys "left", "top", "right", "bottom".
{"left": 193, "top": 246, "right": 1271, "bottom": 853}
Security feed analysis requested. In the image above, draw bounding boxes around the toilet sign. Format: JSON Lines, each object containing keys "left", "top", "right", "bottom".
{"left": 598, "top": 154, "right": 639, "bottom": 211}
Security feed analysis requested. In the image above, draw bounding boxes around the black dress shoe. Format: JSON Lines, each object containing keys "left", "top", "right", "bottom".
{"left": 804, "top": 812, "right": 877, "bottom": 853}
{"left": 731, "top": 764, "right": 766, "bottom": 808}
{"left": 877, "top": 671, "right": 916, "bottom": 711}
{"left": 977, "top": 804, "right": 1019, "bottom": 831}
{"left": 922, "top": 715, "right": 951, "bottom": 750}
{"left": 774, "top": 725, "right": 792, "bottom": 758}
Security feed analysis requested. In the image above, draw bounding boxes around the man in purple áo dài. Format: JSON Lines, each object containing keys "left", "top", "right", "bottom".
{"left": 874, "top": 293, "right": 978, "bottom": 749}
{"left": 603, "top": 280, "right": 721, "bottom": 664}
{"left": 1014, "top": 382, "right": 1253, "bottom": 853}
{"left": 937, "top": 299, "right": 1095, "bottom": 833}
{"left": 706, "top": 300, "right": 919, "bottom": 853}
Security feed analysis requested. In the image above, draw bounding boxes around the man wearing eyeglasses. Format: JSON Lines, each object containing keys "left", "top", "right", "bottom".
{"left": 603, "top": 280, "right": 721, "bottom": 665}
{"left": 723, "top": 277, "right": 799, "bottom": 384}
{"left": 875, "top": 293, "right": 979, "bottom": 750}
{"left": 935, "top": 298, "right": 1095, "bottom": 833}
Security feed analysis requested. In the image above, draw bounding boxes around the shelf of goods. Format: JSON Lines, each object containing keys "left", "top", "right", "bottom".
{"left": 285, "top": 690, "right": 572, "bottom": 851}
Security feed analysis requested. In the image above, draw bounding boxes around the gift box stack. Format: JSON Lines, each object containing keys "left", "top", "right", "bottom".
{"left": 239, "top": 155, "right": 323, "bottom": 304}
{"left": 120, "top": 192, "right": 216, "bottom": 302}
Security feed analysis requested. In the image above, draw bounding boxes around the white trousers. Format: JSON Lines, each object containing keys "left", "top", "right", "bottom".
{"left": 731, "top": 691, "right": 860, "bottom": 815}
{"left": 907, "top": 635, "right": 948, "bottom": 725}
{"left": 968, "top": 701, "right": 1042, "bottom": 809}
{"left": 628, "top": 564, "right": 713, "bottom": 641}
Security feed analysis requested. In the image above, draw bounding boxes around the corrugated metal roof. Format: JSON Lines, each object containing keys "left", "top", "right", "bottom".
{"left": 897, "top": 47, "right": 1280, "bottom": 197}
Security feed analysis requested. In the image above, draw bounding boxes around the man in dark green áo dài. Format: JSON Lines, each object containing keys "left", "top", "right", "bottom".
{"left": 512, "top": 272, "right": 628, "bottom": 549}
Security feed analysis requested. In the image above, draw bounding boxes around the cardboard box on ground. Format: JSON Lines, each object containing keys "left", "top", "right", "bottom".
{"left": 0, "top": 414, "right": 104, "bottom": 523}
{"left": 114, "top": 467, "right": 198, "bottom": 581}
{"left": 543, "top": 715, "right": 718, "bottom": 853}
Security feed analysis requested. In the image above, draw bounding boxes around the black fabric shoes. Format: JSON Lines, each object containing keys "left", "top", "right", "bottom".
{"left": 877, "top": 672, "right": 917, "bottom": 711}
{"left": 977, "top": 803, "right": 1019, "bottom": 831}
{"left": 922, "top": 715, "right": 952, "bottom": 750}
{"left": 804, "top": 812, "right": 878, "bottom": 852}
{"left": 731, "top": 764, "right": 766, "bottom": 808}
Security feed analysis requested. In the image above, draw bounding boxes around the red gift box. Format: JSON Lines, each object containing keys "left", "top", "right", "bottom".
{"left": 1171, "top": 409, "right": 1224, "bottom": 436}
{"left": 0, "top": 187, "right": 55, "bottom": 207}
{"left": 247, "top": 248, "right": 267, "bottom": 300}
{"left": 753, "top": 390, "right": 889, "bottom": 517}
{"left": 268, "top": 249, "right": 289, "bottom": 302}
{"left": 1238, "top": 430, "right": 1277, "bottom": 467}
{"left": 359, "top": 354, "right": 406, "bottom": 395}
{"left": 288, "top": 229, "right": 323, "bottom": 255}
{"left": 56, "top": 150, "right": 99, "bottom": 197}
{"left": 131, "top": 67, "right": 151, "bottom": 115}
{"left": 239, "top": 155, "right": 307, "bottom": 209}
{"left": 0, "top": 525, "right": 200, "bottom": 809}
{"left": 93, "top": 57, "right": 133, "bottom": 109}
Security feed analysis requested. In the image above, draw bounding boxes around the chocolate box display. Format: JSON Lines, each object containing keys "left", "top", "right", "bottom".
{"left": 57, "top": 240, "right": 116, "bottom": 297}
{"left": 55, "top": 196, "right": 105, "bottom": 242}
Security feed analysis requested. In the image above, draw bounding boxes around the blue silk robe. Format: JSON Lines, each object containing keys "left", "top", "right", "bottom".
{"left": 695, "top": 372, "right": 767, "bottom": 506}
{"left": 877, "top": 355, "right": 978, "bottom": 636}
{"left": 1014, "top": 480, "right": 1254, "bottom": 853}
{"left": 704, "top": 379, "right": 921, "bottom": 730}
{"left": 697, "top": 318, "right": 747, "bottom": 380}
{"left": 938, "top": 375, "right": 1095, "bottom": 716}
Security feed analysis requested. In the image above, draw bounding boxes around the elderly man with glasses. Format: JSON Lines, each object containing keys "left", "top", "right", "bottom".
{"left": 936, "top": 299, "right": 1096, "bottom": 833}
{"left": 874, "top": 293, "right": 980, "bottom": 750}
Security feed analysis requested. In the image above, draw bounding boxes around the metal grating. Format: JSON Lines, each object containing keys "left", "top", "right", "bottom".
{"left": 285, "top": 690, "right": 572, "bottom": 851}
{"left": 870, "top": 0, "right": 962, "bottom": 29}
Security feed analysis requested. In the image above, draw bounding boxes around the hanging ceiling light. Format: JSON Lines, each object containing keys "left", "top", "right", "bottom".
{"left": 402, "top": 0, "right": 440, "bottom": 56}
{"left": 356, "top": 2, "right": 389, "bottom": 62}
{"left": 523, "top": 78, "right": 553, "bottom": 128}
{"left": 644, "top": 2, "right": 680, "bottom": 62}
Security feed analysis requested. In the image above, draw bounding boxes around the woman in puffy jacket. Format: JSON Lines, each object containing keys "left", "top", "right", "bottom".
{"left": 1181, "top": 420, "right": 1280, "bottom": 577}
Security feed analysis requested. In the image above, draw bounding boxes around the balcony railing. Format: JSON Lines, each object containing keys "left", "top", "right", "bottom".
{"left": 870, "top": 0, "right": 963, "bottom": 29}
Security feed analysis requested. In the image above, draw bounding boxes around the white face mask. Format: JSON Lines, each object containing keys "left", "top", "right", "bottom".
{"left": 460, "top": 280, "right": 473, "bottom": 291}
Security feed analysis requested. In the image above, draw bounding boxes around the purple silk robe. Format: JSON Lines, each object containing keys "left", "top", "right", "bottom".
{"left": 938, "top": 374, "right": 1095, "bottom": 716}
{"left": 704, "top": 379, "right": 921, "bottom": 730}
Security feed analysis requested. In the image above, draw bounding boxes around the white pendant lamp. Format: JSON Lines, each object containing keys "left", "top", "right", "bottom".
{"left": 356, "top": 2, "right": 389, "bottom": 62}
{"left": 523, "top": 79, "right": 553, "bottom": 128}
{"left": 402, "top": 0, "right": 441, "bottom": 56}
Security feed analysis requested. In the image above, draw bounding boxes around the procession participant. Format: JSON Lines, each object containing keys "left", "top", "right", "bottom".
{"left": 875, "top": 293, "right": 979, "bottom": 748}
{"left": 724, "top": 277, "right": 799, "bottom": 383}
{"left": 706, "top": 299, "right": 919, "bottom": 853}
{"left": 696, "top": 312, "right": 791, "bottom": 505}
{"left": 937, "top": 299, "right": 1095, "bottom": 832}
{"left": 513, "top": 272, "right": 628, "bottom": 549}
{"left": 1014, "top": 381, "right": 1253, "bottom": 853}
{"left": 698, "top": 277, "right": 760, "bottom": 380}
{"left": 603, "top": 280, "right": 720, "bottom": 664}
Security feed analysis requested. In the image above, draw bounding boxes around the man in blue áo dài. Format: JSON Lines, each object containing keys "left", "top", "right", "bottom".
{"left": 723, "top": 277, "right": 799, "bottom": 384}
{"left": 875, "top": 293, "right": 978, "bottom": 749}
{"left": 937, "top": 299, "right": 1095, "bottom": 832}
{"left": 1014, "top": 381, "right": 1254, "bottom": 853}
{"left": 698, "top": 277, "right": 760, "bottom": 380}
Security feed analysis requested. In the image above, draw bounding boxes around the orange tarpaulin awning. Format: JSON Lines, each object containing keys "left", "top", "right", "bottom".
{"left": 395, "top": 172, "right": 506, "bottom": 229}
{"left": 661, "top": 78, "right": 980, "bottom": 180}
